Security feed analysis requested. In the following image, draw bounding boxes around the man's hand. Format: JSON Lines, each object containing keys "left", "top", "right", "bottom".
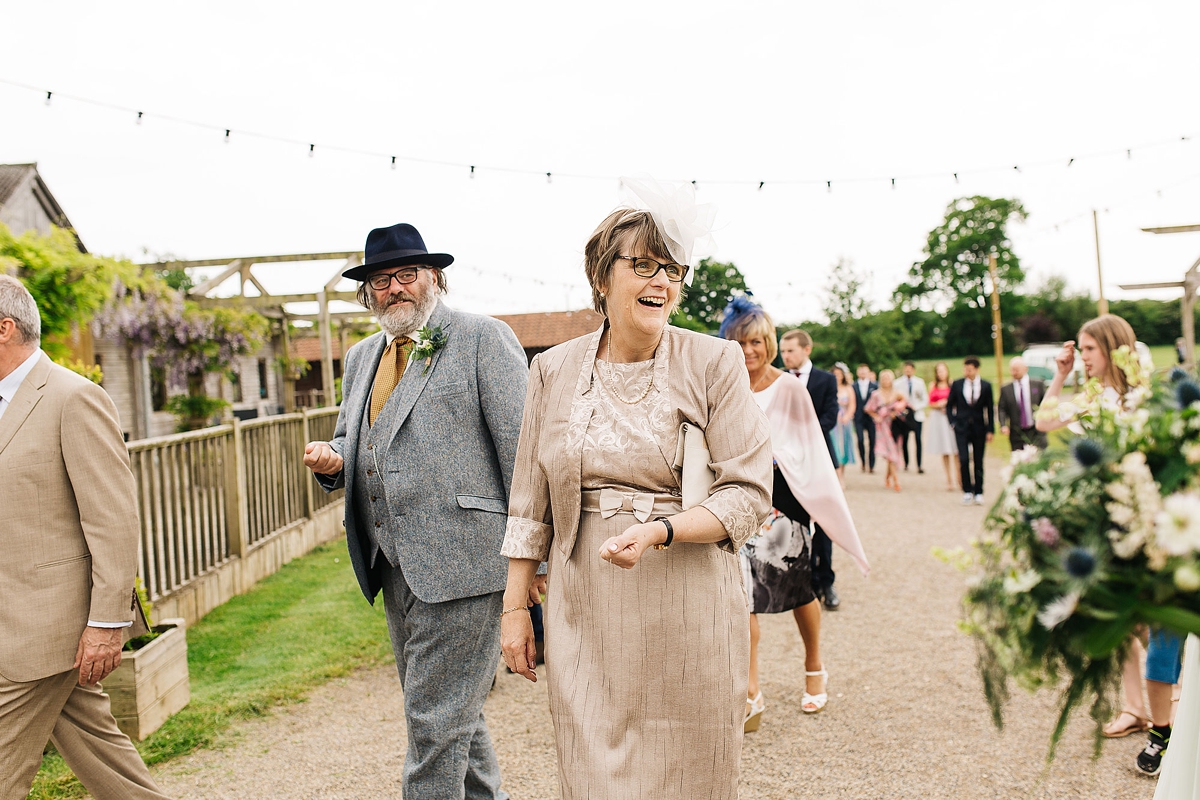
{"left": 528, "top": 573, "right": 548, "bottom": 606}
{"left": 1000, "top": 425, "right": 1010, "bottom": 436}
{"left": 74, "top": 626, "right": 124, "bottom": 686}
{"left": 986, "top": 432, "right": 994, "bottom": 444}
{"left": 303, "top": 441, "right": 344, "bottom": 476}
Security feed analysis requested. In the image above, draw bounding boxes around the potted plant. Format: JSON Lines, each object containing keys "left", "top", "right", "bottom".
{"left": 106, "top": 581, "right": 190, "bottom": 741}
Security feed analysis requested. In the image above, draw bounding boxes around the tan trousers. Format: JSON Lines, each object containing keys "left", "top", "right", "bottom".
{"left": 0, "top": 669, "right": 170, "bottom": 800}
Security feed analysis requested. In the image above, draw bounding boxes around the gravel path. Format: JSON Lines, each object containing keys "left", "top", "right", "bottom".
{"left": 152, "top": 458, "right": 1159, "bottom": 799}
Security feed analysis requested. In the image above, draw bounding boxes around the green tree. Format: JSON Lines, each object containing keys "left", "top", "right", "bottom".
{"left": 671, "top": 258, "right": 749, "bottom": 333}
{"left": 819, "top": 259, "right": 917, "bottom": 367}
{"left": 896, "top": 196, "right": 1028, "bottom": 311}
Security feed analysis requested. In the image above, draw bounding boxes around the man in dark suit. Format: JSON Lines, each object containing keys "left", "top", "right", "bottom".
{"left": 852, "top": 363, "right": 877, "bottom": 473}
{"left": 997, "top": 356, "right": 1047, "bottom": 452}
{"left": 946, "top": 356, "right": 994, "bottom": 506}
{"left": 780, "top": 329, "right": 843, "bottom": 609}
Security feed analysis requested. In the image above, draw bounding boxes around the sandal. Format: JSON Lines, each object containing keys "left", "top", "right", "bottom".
{"left": 802, "top": 667, "right": 828, "bottom": 714}
{"left": 744, "top": 691, "right": 766, "bottom": 733}
{"left": 1102, "top": 710, "right": 1151, "bottom": 739}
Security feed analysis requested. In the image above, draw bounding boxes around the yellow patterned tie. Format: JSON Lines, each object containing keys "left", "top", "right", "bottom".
{"left": 368, "top": 337, "right": 412, "bottom": 426}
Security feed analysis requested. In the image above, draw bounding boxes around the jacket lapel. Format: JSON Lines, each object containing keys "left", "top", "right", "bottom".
{"left": 648, "top": 326, "right": 677, "bottom": 472}
{"left": 0, "top": 353, "right": 50, "bottom": 459}
{"left": 556, "top": 321, "right": 605, "bottom": 557}
{"left": 384, "top": 301, "right": 453, "bottom": 444}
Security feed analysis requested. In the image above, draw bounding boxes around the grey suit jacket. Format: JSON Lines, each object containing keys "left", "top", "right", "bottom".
{"left": 317, "top": 301, "right": 528, "bottom": 604}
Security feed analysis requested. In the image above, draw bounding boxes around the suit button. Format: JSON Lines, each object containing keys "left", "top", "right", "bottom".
{"left": 371, "top": 495, "right": 378, "bottom": 501}
{"left": 368, "top": 443, "right": 374, "bottom": 450}
{"left": 367, "top": 469, "right": 374, "bottom": 476}
{"left": 376, "top": 521, "right": 382, "bottom": 527}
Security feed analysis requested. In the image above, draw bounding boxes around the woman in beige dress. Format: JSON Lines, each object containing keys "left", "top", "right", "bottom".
{"left": 499, "top": 191, "right": 772, "bottom": 799}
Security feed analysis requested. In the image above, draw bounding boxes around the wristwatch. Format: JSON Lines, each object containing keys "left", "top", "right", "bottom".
{"left": 653, "top": 517, "right": 674, "bottom": 550}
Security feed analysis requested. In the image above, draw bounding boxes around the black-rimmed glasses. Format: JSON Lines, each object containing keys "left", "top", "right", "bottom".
{"left": 615, "top": 256, "right": 689, "bottom": 283}
{"left": 367, "top": 266, "right": 431, "bottom": 290}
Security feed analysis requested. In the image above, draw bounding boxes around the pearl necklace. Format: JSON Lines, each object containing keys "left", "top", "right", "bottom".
{"left": 602, "top": 329, "right": 656, "bottom": 405}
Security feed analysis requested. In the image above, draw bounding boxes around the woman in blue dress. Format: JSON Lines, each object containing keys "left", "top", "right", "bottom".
{"left": 831, "top": 363, "right": 856, "bottom": 487}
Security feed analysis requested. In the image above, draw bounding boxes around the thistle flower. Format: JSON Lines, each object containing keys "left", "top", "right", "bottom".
{"left": 1033, "top": 517, "right": 1060, "bottom": 547}
{"left": 1071, "top": 439, "right": 1104, "bottom": 469}
{"left": 1170, "top": 367, "right": 1190, "bottom": 384}
{"left": 1063, "top": 547, "right": 1097, "bottom": 579}
{"left": 1177, "top": 379, "right": 1200, "bottom": 409}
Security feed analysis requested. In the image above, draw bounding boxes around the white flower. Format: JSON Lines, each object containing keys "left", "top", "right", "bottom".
{"left": 1155, "top": 493, "right": 1200, "bottom": 557}
{"left": 1011, "top": 446, "right": 1040, "bottom": 466}
{"left": 1171, "top": 419, "right": 1188, "bottom": 439}
{"left": 1003, "top": 569, "right": 1042, "bottom": 594}
{"left": 1185, "top": 442, "right": 1200, "bottom": 465}
{"left": 1038, "top": 590, "right": 1082, "bottom": 630}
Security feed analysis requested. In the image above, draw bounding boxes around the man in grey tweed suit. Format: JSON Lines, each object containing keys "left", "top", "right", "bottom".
{"left": 304, "top": 223, "right": 529, "bottom": 800}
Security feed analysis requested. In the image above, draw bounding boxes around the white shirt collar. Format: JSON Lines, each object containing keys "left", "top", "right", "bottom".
{"left": 797, "top": 361, "right": 813, "bottom": 377}
{"left": 0, "top": 348, "right": 42, "bottom": 420}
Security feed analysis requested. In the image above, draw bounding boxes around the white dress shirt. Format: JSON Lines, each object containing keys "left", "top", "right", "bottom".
{"left": 0, "top": 347, "right": 41, "bottom": 422}
{"left": 857, "top": 378, "right": 870, "bottom": 398}
{"left": 794, "top": 360, "right": 813, "bottom": 388}
{"left": 964, "top": 377, "right": 981, "bottom": 405}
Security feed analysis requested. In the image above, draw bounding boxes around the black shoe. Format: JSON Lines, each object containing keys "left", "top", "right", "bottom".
{"left": 918, "top": 468, "right": 925, "bottom": 474}
{"left": 823, "top": 586, "right": 841, "bottom": 610}
{"left": 1137, "top": 728, "right": 1170, "bottom": 776}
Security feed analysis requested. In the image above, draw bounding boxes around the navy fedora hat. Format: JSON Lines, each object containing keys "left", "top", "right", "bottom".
{"left": 343, "top": 223, "right": 453, "bottom": 281}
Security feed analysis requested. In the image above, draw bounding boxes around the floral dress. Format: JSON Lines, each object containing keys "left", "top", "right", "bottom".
{"left": 865, "top": 390, "right": 906, "bottom": 465}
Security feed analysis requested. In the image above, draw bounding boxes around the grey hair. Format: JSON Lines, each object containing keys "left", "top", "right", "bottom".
{"left": 0, "top": 274, "right": 40, "bottom": 346}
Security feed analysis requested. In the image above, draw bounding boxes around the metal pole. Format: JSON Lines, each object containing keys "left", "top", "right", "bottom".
{"left": 989, "top": 253, "right": 1005, "bottom": 390}
{"left": 1094, "top": 209, "right": 1109, "bottom": 316}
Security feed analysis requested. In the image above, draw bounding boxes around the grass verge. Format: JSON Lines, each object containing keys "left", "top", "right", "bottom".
{"left": 30, "top": 539, "right": 392, "bottom": 799}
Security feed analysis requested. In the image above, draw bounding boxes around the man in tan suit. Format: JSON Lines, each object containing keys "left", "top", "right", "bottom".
{"left": 0, "top": 275, "right": 169, "bottom": 799}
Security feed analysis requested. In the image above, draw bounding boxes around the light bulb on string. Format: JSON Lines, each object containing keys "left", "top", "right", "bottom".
{"left": 826, "top": 180, "right": 832, "bottom": 193}
{"left": 1067, "top": 158, "right": 1074, "bottom": 167}
{"left": 953, "top": 173, "right": 959, "bottom": 184}
{"left": 546, "top": 172, "right": 552, "bottom": 184}
{"left": 758, "top": 181, "right": 764, "bottom": 191}
{"left": 308, "top": 144, "right": 315, "bottom": 158}
{"left": 391, "top": 156, "right": 397, "bottom": 170}
{"left": 136, "top": 111, "right": 143, "bottom": 125}
{"left": 44, "top": 91, "right": 52, "bottom": 106}
{"left": 224, "top": 129, "right": 231, "bottom": 144}
{"left": 470, "top": 165, "right": 475, "bottom": 179}
{"left": 1127, "top": 149, "right": 1132, "bottom": 160}
{"left": 890, "top": 178, "right": 895, "bottom": 189}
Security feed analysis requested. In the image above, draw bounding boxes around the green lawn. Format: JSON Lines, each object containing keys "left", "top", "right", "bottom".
{"left": 31, "top": 540, "right": 392, "bottom": 799}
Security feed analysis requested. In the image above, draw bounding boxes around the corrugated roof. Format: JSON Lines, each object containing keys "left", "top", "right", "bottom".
{"left": 0, "top": 163, "right": 36, "bottom": 207}
{"left": 493, "top": 309, "right": 604, "bottom": 349}
{"left": 291, "top": 338, "right": 343, "bottom": 362}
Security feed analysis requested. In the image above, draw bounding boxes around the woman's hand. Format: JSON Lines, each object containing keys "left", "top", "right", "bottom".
{"left": 599, "top": 521, "right": 666, "bottom": 570}
{"left": 500, "top": 605, "right": 538, "bottom": 682}
{"left": 1055, "top": 340, "right": 1076, "bottom": 378}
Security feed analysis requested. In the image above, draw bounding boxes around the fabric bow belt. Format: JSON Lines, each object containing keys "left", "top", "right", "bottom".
{"left": 581, "top": 488, "right": 682, "bottom": 523}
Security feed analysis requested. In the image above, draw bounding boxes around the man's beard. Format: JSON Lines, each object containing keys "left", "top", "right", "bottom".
{"left": 374, "top": 286, "right": 438, "bottom": 338}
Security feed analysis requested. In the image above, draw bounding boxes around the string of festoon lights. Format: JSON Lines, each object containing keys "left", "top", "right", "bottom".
{"left": 6, "top": 77, "right": 1199, "bottom": 193}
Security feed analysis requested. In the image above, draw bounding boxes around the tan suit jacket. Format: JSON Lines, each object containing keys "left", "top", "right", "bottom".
{"left": 0, "top": 352, "right": 139, "bottom": 683}
{"left": 501, "top": 323, "right": 773, "bottom": 562}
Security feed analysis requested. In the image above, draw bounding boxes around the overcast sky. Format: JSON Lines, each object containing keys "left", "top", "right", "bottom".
{"left": 3, "top": 1, "right": 1199, "bottom": 323}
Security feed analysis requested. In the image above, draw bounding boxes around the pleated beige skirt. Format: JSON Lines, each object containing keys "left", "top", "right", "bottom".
{"left": 544, "top": 498, "right": 749, "bottom": 800}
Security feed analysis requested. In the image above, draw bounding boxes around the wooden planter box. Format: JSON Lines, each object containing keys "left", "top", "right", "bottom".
{"left": 106, "top": 618, "right": 190, "bottom": 741}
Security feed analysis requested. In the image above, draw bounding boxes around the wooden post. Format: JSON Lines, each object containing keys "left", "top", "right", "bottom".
{"left": 301, "top": 408, "right": 315, "bottom": 519}
{"left": 1184, "top": 279, "right": 1197, "bottom": 369}
{"left": 223, "top": 419, "right": 250, "bottom": 558}
{"left": 989, "top": 253, "right": 1005, "bottom": 390}
{"left": 318, "top": 291, "right": 335, "bottom": 407}
{"left": 279, "top": 315, "right": 295, "bottom": 413}
{"left": 1093, "top": 210, "right": 1109, "bottom": 316}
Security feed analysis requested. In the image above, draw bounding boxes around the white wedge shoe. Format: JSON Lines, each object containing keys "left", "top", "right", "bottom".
{"left": 744, "top": 691, "right": 766, "bottom": 732}
{"left": 802, "top": 667, "right": 829, "bottom": 714}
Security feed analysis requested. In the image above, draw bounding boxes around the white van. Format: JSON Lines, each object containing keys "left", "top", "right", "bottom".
{"left": 1022, "top": 341, "right": 1153, "bottom": 386}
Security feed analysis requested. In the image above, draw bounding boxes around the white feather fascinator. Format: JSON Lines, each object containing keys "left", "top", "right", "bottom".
{"left": 619, "top": 175, "right": 716, "bottom": 285}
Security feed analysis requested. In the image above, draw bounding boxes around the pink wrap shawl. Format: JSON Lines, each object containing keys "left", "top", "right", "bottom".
{"left": 765, "top": 373, "right": 870, "bottom": 576}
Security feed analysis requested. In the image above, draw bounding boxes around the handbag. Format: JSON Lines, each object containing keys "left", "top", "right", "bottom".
{"left": 673, "top": 421, "right": 716, "bottom": 509}
{"left": 894, "top": 407, "right": 917, "bottom": 436}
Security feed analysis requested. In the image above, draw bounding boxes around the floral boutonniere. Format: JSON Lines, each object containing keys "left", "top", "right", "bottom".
{"left": 411, "top": 324, "right": 448, "bottom": 374}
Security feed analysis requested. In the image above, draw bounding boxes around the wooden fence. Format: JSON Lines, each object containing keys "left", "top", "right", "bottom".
{"left": 127, "top": 407, "right": 344, "bottom": 605}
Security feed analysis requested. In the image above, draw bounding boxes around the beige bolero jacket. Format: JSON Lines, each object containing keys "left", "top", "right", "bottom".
{"left": 500, "top": 323, "right": 773, "bottom": 562}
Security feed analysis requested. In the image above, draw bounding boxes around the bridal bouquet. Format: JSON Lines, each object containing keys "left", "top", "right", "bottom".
{"left": 947, "top": 348, "right": 1200, "bottom": 757}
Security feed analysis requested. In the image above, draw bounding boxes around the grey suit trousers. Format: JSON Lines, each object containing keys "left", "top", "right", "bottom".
{"left": 380, "top": 562, "right": 508, "bottom": 800}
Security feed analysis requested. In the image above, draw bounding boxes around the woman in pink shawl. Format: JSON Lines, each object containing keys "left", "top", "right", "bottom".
{"left": 719, "top": 297, "right": 870, "bottom": 731}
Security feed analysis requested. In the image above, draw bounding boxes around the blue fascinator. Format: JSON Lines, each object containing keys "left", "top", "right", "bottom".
{"left": 717, "top": 294, "right": 764, "bottom": 340}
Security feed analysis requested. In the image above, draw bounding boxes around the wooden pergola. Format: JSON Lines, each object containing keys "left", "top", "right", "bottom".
{"left": 1118, "top": 224, "right": 1200, "bottom": 367}
{"left": 143, "top": 251, "right": 375, "bottom": 408}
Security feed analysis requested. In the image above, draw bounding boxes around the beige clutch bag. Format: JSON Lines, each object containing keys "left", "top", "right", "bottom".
{"left": 673, "top": 421, "right": 717, "bottom": 509}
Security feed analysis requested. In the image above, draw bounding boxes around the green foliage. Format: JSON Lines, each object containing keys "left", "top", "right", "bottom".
{"left": 897, "top": 196, "right": 1028, "bottom": 312}
{"left": 671, "top": 258, "right": 749, "bottom": 333}
{"left": 156, "top": 266, "right": 194, "bottom": 293}
{"left": 0, "top": 223, "right": 140, "bottom": 361}
{"left": 806, "top": 259, "right": 919, "bottom": 367}
{"left": 275, "top": 354, "right": 311, "bottom": 380}
{"left": 52, "top": 358, "right": 103, "bottom": 383}
{"left": 31, "top": 540, "right": 392, "bottom": 799}
{"left": 164, "top": 394, "right": 229, "bottom": 432}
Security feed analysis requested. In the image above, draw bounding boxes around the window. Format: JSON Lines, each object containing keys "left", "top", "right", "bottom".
{"left": 258, "top": 359, "right": 268, "bottom": 399}
{"left": 150, "top": 367, "right": 168, "bottom": 412}
{"left": 230, "top": 367, "right": 243, "bottom": 403}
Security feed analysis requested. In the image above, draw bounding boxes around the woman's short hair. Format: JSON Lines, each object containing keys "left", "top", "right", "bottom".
{"left": 584, "top": 209, "right": 674, "bottom": 316}
{"left": 0, "top": 274, "right": 40, "bottom": 345}
{"left": 721, "top": 305, "right": 778, "bottom": 364}
{"left": 1079, "top": 313, "right": 1138, "bottom": 395}
{"left": 878, "top": 368, "right": 895, "bottom": 385}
